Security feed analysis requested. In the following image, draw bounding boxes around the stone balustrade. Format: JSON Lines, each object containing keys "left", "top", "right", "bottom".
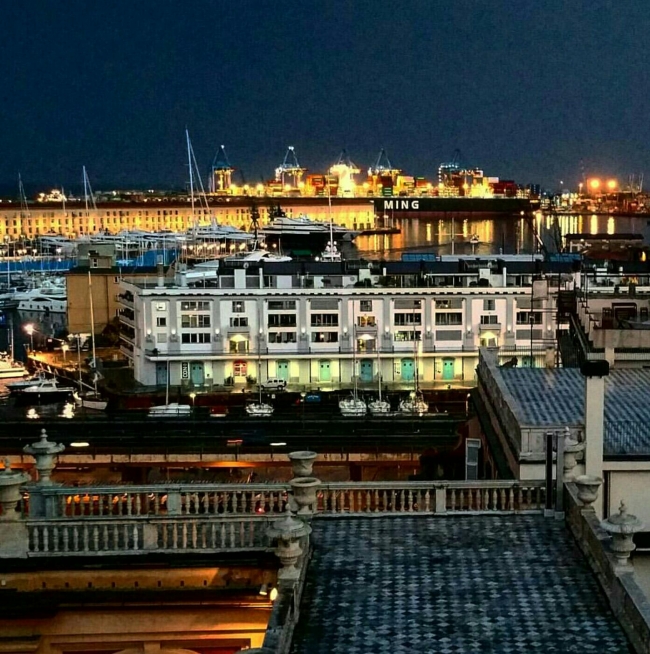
{"left": 26, "top": 515, "right": 270, "bottom": 556}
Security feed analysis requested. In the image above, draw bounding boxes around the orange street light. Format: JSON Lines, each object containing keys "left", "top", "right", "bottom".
{"left": 588, "top": 178, "right": 601, "bottom": 190}
{"left": 606, "top": 179, "right": 617, "bottom": 191}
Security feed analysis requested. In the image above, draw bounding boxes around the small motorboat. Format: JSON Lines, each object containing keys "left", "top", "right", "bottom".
{"left": 19, "top": 378, "right": 75, "bottom": 403}
{"left": 148, "top": 403, "right": 192, "bottom": 418}
{"left": 7, "top": 371, "right": 49, "bottom": 393}
{"left": 73, "top": 391, "right": 108, "bottom": 412}
{"left": 245, "top": 401, "right": 274, "bottom": 417}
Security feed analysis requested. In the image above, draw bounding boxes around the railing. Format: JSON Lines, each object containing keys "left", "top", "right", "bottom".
{"left": 26, "top": 480, "right": 545, "bottom": 520}
{"left": 27, "top": 516, "right": 269, "bottom": 556}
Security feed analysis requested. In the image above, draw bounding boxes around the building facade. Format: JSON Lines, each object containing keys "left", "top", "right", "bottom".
{"left": 119, "top": 258, "right": 570, "bottom": 389}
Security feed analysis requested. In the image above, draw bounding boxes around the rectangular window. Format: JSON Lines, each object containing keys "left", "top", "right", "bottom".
{"left": 268, "top": 331, "right": 297, "bottom": 344}
{"left": 394, "top": 299, "right": 422, "bottom": 310}
{"left": 268, "top": 314, "right": 297, "bottom": 327}
{"left": 232, "top": 301, "right": 245, "bottom": 313}
{"left": 358, "top": 315, "right": 376, "bottom": 327}
{"left": 268, "top": 300, "right": 296, "bottom": 311}
{"left": 436, "top": 298, "right": 463, "bottom": 309}
{"left": 435, "top": 312, "right": 463, "bottom": 326}
{"left": 156, "top": 317, "right": 167, "bottom": 327}
{"left": 483, "top": 299, "right": 496, "bottom": 311}
{"left": 230, "top": 317, "right": 249, "bottom": 327}
{"left": 394, "top": 330, "right": 422, "bottom": 341}
{"left": 516, "top": 311, "right": 542, "bottom": 325}
{"left": 181, "top": 332, "right": 211, "bottom": 344}
{"left": 480, "top": 315, "right": 499, "bottom": 325}
{"left": 310, "top": 314, "right": 339, "bottom": 327}
{"left": 311, "top": 332, "right": 339, "bottom": 343}
{"left": 156, "top": 333, "right": 167, "bottom": 343}
{"left": 394, "top": 313, "right": 422, "bottom": 326}
{"left": 360, "top": 300, "right": 372, "bottom": 312}
{"left": 181, "top": 301, "right": 210, "bottom": 311}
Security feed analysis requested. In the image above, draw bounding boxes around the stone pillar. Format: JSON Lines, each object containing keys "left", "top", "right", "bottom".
{"left": 23, "top": 429, "right": 65, "bottom": 486}
{"left": 581, "top": 361, "right": 608, "bottom": 483}
{"left": 0, "top": 459, "right": 30, "bottom": 521}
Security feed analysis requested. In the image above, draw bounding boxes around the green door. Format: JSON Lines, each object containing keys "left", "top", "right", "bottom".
{"left": 156, "top": 362, "right": 167, "bottom": 386}
{"left": 190, "top": 362, "right": 204, "bottom": 386}
{"left": 401, "top": 358, "right": 414, "bottom": 382}
{"left": 360, "top": 359, "right": 373, "bottom": 382}
{"left": 319, "top": 360, "right": 331, "bottom": 382}
{"left": 442, "top": 358, "right": 455, "bottom": 380}
{"left": 277, "top": 360, "right": 289, "bottom": 381}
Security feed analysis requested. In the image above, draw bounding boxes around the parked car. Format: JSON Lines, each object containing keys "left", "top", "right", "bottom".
{"left": 260, "top": 378, "right": 287, "bottom": 391}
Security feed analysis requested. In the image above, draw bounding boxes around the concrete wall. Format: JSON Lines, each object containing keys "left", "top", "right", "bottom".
{"left": 609, "top": 471, "right": 650, "bottom": 525}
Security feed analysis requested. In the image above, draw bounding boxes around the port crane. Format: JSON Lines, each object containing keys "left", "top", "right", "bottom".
{"left": 329, "top": 149, "right": 360, "bottom": 196}
{"left": 368, "top": 149, "right": 400, "bottom": 177}
{"left": 209, "top": 145, "right": 234, "bottom": 194}
{"left": 275, "top": 146, "right": 305, "bottom": 189}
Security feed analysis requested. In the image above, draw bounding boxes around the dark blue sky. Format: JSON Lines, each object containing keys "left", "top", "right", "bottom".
{"left": 1, "top": 0, "right": 648, "bottom": 192}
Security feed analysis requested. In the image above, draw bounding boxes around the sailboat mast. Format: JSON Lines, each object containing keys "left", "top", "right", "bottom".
{"left": 186, "top": 130, "right": 196, "bottom": 229}
{"left": 88, "top": 271, "right": 98, "bottom": 394}
{"left": 377, "top": 344, "right": 381, "bottom": 403}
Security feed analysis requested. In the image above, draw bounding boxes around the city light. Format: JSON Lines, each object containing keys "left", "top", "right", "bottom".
{"left": 588, "top": 178, "right": 601, "bottom": 190}
{"left": 606, "top": 179, "right": 618, "bottom": 191}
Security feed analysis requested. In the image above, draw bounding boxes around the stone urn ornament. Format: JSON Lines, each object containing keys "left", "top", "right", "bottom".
{"left": 574, "top": 475, "right": 603, "bottom": 508}
{"left": 266, "top": 509, "right": 312, "bottom": 585}
{"left": 288, "top": 450, "right": 317, "bottom": 477}
{"left": 562, "top": 427, "right": 585, "bottom": 479}
{"left": 601, "top": 501, "right": 644, "bottom": 566}
{"left": 289, "top": 476, "right": 321, "bottom": 516}
{"left": 0, "top": 459, "right": 30, "bottom": 521}
{"left": 23, "top": 429, "right": 65, "bottom": 486}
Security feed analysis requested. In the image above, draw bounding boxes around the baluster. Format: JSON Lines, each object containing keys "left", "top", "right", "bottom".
{"left": 210, "top": 523, "right": 216, "bottom": 548}
{"left": 220, "top": 522, "right": 226, "bottom": 548}
{"left": 43, "top": 527, "right": 49, "bottom": 552}
{"left": 409, "top": 490, "right": 415, "bottom": 512}
{"left": 93, "top": 526, "right": 99, "bottom": 551}
{"left": 60, "top": 495, "right": 66, "bottom": 517}
{"left": 154, "top": 493, "right": 160, "bottom": 515}
{"left": 191, "top": 522, "right": 198, "bottom": 548}
{"left": 181, "top": 523, "right": 188, "bottom": 549}
{"left": 365, "top": 489, "right": 371, "bottom": 513}
{"left": 517, "top": 485, "right": 523, "bottom": 510}
{"left": 52, "top": 526, "right": 59, "bottom": 552}
{"left": 229, "top": 522, "right": 235, "bottom": 548}
{"left": 249, "top": 520, "right": 255, "bottom": 547}
{"left": 373, "top": 489, "right": 379, "bottom": 513}
{"left": 32, "top": 526, "right": 39, "bottom": 552}
{"left": 332, "top": 491, "right": 338, "bottom": 514}
{"left": 126, "top": 493, "right": 132, "bottom": 516}
{"left": 201, "top": 493, "right": 208, "bottom": 514}
{"left": 161, "top": 522, "right": 168, "bottom": 549}
{"left": 506, "top": 487, "right": 513, "bottom": 511}
{"left": 73, "top": 526, "right": 79, "bottom": 551}
{"left": 102, "top": 525, "right": 108, "bottom": 551}
{"left": 241, "top": 491, "right": 249, "bottom": 514}
{"left": 62, "top": 526, "right": 69, "bottom": 552}
{"left": 232, "top": 492, "right": 239, "bottom": 514}
{"left": 239, "top": 520, "right": 245, "bottom": 547}
{"left": 82, "top": 524, "right": 89, "bottom": 552}
{"left": 424, "top": 489, "right": 431, "bottom": 512}
{"left": 536, "top": 486, "right": 542, "bottom": 509}
{"left": 467, "top": 489, "right": 472, "bottom": 511}
{"left": 172, "top": 522, "right": 178, "bottom": 549}
{"left": 133, "top": 524, "right": 139, "bottom": 551}
{"left": 484, "top": 489, "right": 489, "bottom": 511}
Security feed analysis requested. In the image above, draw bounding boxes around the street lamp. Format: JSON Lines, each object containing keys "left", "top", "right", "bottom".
{"left": 24, "top": 323, "right": 34, "bottom": 351}
{"left": 61, "top": 343, "right": 69, "bottom": 362}
{"left": 189, "top": 392, "right": 196, "bottom": 412}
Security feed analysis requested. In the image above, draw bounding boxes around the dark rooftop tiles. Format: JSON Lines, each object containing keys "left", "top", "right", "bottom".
{"left": 291, "top": 515, "right": 631, "bottom": 653}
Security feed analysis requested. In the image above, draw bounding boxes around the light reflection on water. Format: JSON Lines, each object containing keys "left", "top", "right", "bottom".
{"left": 350, "top": 213, "right": 650, "bottom": 260}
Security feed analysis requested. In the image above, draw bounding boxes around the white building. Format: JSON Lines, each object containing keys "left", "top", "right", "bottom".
{"left": 119, "top": 256, "right": 574, "bottom": 389}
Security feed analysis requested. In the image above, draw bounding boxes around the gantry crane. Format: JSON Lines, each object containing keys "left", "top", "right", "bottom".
{"left": 209, "top": 145, "right": 234, "bottom": 194}
{"left": 275, "top": 146, "right": 305, "bottom": 189}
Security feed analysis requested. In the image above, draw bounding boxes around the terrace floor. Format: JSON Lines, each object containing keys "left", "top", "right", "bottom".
{"left": 291, "top": 515, "right": 632, "bottom": 653}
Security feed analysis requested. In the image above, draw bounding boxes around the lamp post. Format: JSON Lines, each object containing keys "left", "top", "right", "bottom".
{"left": 24, "top": 323, "right": 34, "bottom": 351}
{"left": 61, "top": 343, "right": 69, "bottom": 363}
{"left": 300, "top": 391, "right": 306, "bottom": 427}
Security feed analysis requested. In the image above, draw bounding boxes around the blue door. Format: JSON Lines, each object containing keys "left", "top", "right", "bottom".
{"left": 277, "top": 360, "right": 289, "bottom": 381}
{"left": 401, "top": 358, "right": 415, "bottom": 382}
{"left": 156, "top": 363, "right": 167, "bottom": 386}
{"left": 190, "top": 362, "right": 204, "bottom": 386}
{"left": 319, "top": 360, "right": 331, "bottom": 382}
{"left": 442, "top": 358, "right": 455, "bottom": 381}
{"left": 360, "top": 359, "right": 373, "bottom": 383}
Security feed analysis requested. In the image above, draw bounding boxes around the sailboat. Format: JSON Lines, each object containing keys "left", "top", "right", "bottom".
{"left": 399, "top": 321, "right": 429, "bottom": 415}
{"left": 319, "top": 180, "right": 342, "bottom": 262}
{"left": 246, "top": 322, "right": 274, "bottom": 417}
{"left": 0, "top": 315, "right": 27, "bottom": 379}
{"left": 73, "top": 261, "right": 108, "bottom": 411}
{"left": 148, "top": 359, "right": 191, "bottom": 417}
{"left": 368, "top": 346, "right": 390, "bottom": 414}
{"left": 339, "top": 310, "right": 367, "bottom": 417}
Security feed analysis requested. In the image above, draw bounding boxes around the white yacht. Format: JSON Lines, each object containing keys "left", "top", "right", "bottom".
{"left": 319, "top": 241, "right": 342, "bottom": 263}
{"left": 368, "top": 397, "right": 391, "bottom": 415}
{"left": 245, "top": 401, "right": 274, "bottom": 417}
{"left": 0, "top": 353, "right": 27, "bottom": 379}
{"left": 7, "top": 371, "right": 49, "bottom": 392}
{"left": 20, "top": 377, "right": 75, "bottom": 401}
{"left": 73, "top": 391, "right": 108, "bottom": 412}
{"left": 16, "top": 279, "right": 67, "bottom": 313}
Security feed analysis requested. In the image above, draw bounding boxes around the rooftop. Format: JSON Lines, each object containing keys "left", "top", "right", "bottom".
{"left": 291, "top": 515, "right": 631, "bottom": 653}
{"left": 497, "top": 367, "right": 650, "bottom": 455}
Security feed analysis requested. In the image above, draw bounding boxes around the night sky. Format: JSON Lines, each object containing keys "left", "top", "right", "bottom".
{"left": 1, "top": 0, "right": 648, "bottom": 193}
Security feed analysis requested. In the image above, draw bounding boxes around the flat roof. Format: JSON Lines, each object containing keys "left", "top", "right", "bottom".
{"left": 291, "top": 516, "right": 629, "bottom": 652}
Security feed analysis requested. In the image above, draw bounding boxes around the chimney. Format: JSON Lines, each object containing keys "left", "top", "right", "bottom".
{"left": 156, "top": 255, "right": 165, "bottom": 288}
{"left": 581, "top": 360, "right": 609, "bottom": 481}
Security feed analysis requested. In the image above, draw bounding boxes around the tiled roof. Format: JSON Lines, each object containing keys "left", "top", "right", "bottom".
{"left": 291, "top": 516, "right": 630, "bottom": 653}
